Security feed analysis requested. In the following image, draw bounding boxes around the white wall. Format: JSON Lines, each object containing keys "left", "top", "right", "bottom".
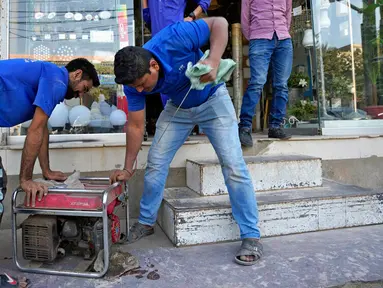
{"left": 2, "top": 135, "right": 383, "bottom": 176}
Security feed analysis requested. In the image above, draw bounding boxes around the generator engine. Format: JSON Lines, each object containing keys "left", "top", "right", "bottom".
{"left": 21, "top": 214, "right": 120, "bottom": 262}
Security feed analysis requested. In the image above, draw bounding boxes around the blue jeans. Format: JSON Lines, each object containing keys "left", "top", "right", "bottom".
{"left": 139, "top": 85, "right": 261, "bottom": 239}
{"left": 239, "top": 33, "right": 293, "bottom": 129}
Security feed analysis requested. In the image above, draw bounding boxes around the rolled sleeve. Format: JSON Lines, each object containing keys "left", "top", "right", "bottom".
{"left": 195, "top": 0, "right": 211, "bottom": 13}
{"left": 33, "top": 78, "right": 67, "bottom": 117}
{"left": 172, "top": 19, "right": 210, "bottom": 52}
{"left": 124, "top": 86, "right": 146, "bottom": 112}
{"left": 143, "top": 7, "right": 151, "bottom": 25}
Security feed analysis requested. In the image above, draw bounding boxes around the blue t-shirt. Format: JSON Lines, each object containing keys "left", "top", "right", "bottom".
{"left": 124, "top": 19, "right": 222, "bottom": 112}
{"left": 146, "top": 0, "right": 210, "bottom": 36}
{"left": 0, "top": 59, "right": 69, "bottom": 127}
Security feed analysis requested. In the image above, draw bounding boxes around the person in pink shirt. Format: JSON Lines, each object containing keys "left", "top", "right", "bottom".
{"left": 239, "top": 0, "right": 293, "bottom": 146}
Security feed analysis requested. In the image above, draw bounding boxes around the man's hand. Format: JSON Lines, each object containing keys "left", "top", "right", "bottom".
{"left": 43, "top": 170, "right": 67, "bottom": 181}
{"left": 21, "top": 180, "right": 48, "bottom": 207}
{"left": 199, "top": 58, "right": 220, "bottom": 83}
{"left": 109, "top": 169, "right": 133, "bottom": 184}
{"left": 184, "top": 16, "right": 194, "bottom": 22}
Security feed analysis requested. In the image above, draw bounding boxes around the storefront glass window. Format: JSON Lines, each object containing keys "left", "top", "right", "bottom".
{"left": 287, "top": 2, "right": 319, "bottom": 133}
{"left": 288, "top": 0, "right": 383, "bottom": 134}
{"left": 312, "top": 0, "right": 383, "bottom": 123}
{"left": 7, "top": 0, "right": 142, "bottom": 136}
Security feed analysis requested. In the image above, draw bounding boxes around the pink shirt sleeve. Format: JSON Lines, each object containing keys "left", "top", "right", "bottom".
{"left": 286, "top": 0, "right": 292, "bottom": 30}
{"left": 241, "top": 0, "right": 251, "bottom": 40}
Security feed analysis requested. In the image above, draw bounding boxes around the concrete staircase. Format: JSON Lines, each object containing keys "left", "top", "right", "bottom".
{"left": 157, "top": 154, "right": 383, "bottom": 247}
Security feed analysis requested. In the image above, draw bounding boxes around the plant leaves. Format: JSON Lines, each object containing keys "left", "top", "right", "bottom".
{"left": 364, "top": 3, "right": 379, "bottom": 14}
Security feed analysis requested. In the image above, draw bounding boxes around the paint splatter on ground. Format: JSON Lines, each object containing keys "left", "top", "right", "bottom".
{"left": 117, "top": 257, "right": 161, "bottom": 281}
{"left": 147, "top": 271, "right": 160, "bottom": 280}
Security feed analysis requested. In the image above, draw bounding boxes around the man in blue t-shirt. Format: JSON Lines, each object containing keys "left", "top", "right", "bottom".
{"left": 111, "top": 17, "right": 263, "bottom": 265}
{"left": 0, "top": 58, "right": 100, "bottom": 207}
{"left": 142, "top": 0, "right": 211, "bottom": 107}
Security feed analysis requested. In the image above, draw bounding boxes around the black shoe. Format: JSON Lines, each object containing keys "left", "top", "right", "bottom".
{"left": 268, "top": 127, "right": 291, "bottom": 140}
{"left": 239, "top": 127, "right": 253, "bottom": 147}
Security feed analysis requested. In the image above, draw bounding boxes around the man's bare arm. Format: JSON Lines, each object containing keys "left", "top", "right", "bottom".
{"left": 20, "top": 107, "right": 48, "bottom": 183}
{"left": 37, "top": 125, "right": 67, "bottom": 181}
{"left": 20, "top": 107, "right": 50, "bottom": 207}
{"left": 110, "top": 109, "right": 145, "bottom": 183}
{"left": 124, "top": 109, "right": 145, "bottom": 172}
{"left": 198, "top": 17, "right": 229, "bottom": 83}
{"left": 185, "top": 6, "right": 203, "bottom": 21}
{"left": 202, "top": 17, "right": 229, "bottom": 64}
{"left": 38, "top": 125, "right": 50, "bottom": 175}
{"left": 192, "top": 0, "right": 211, "bottom": 18}
{"left": 193, "top": 6, "right": 203, "bottom": 17}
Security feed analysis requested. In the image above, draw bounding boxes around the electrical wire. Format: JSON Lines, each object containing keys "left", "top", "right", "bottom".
{"left": 156, "top": 86, "right": 193, "bottom": 144}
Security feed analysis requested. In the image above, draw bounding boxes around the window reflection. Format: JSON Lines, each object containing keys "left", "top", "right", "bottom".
{"left": 8, "top": 0, "right": 141, "bottom": 135}
{"left": 312, "top": 0, "right": 383, "bottom": 121}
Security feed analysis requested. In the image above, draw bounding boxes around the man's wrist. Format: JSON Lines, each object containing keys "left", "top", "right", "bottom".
{"left": 189, "top": 11, "right": 196, "bottom": 20}
{"left": 207, "top": 56, "right": 220, "bottom": 68}
{"left": 42, "top": 168, "right": 51, "bottom": 175}
{"left": 20, "top": 178, "right": 31, "bottom": 184}
{"left": 42, "top": 169, "right": 52, "bottom": 179}
{"left": 123, "top": 167, "right": 134, "bottom": 176}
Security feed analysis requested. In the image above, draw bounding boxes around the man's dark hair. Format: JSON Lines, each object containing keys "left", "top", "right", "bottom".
{"left": 65, "top": 58, "right": 100, "bottom": 87}
{"left": 114, "top": 46, "right": 153, "bottom": 85}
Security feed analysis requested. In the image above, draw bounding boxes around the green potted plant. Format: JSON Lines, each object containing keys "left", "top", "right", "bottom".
{"left": 287, "top": 100, "right": 317, "bottom": 121}
{"left": 288, "top": 72, "right": 309, "bottom": 104}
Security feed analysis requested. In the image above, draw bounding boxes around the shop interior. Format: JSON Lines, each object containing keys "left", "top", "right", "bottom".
{"left": 10, "top": 0, "right": 367, "bottom": 136}
{"left": 143, "top": 0, "right": 321, "bottom": 138}
{"left": 8, "top": 0, "right": 383, "bottom": 137}
{"left": 143, "top": 0, "right": 241, "bottom": 137}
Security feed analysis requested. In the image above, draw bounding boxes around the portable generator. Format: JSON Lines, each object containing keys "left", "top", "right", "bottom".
{"left": 12, "top": 177, "right": 129, "bottom": 278}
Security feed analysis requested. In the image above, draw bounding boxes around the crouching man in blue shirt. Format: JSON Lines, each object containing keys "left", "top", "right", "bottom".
{"left": 0, "top": 58, "right": 100, "bottom": 207}
{"left": 110, "top": 17, "right": 263, "bottom": 265}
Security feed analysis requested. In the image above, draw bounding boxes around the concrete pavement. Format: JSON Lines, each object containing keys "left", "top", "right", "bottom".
{"left": 0, "top": 224, "right": 382, "bottom": 288}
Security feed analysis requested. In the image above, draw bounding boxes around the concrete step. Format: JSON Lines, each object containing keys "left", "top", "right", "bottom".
{"left": 186, "top": 155, "right": 323, "bottom": 196}
{"left": 157, "top": 180, "right": 383, "bottom": 247}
